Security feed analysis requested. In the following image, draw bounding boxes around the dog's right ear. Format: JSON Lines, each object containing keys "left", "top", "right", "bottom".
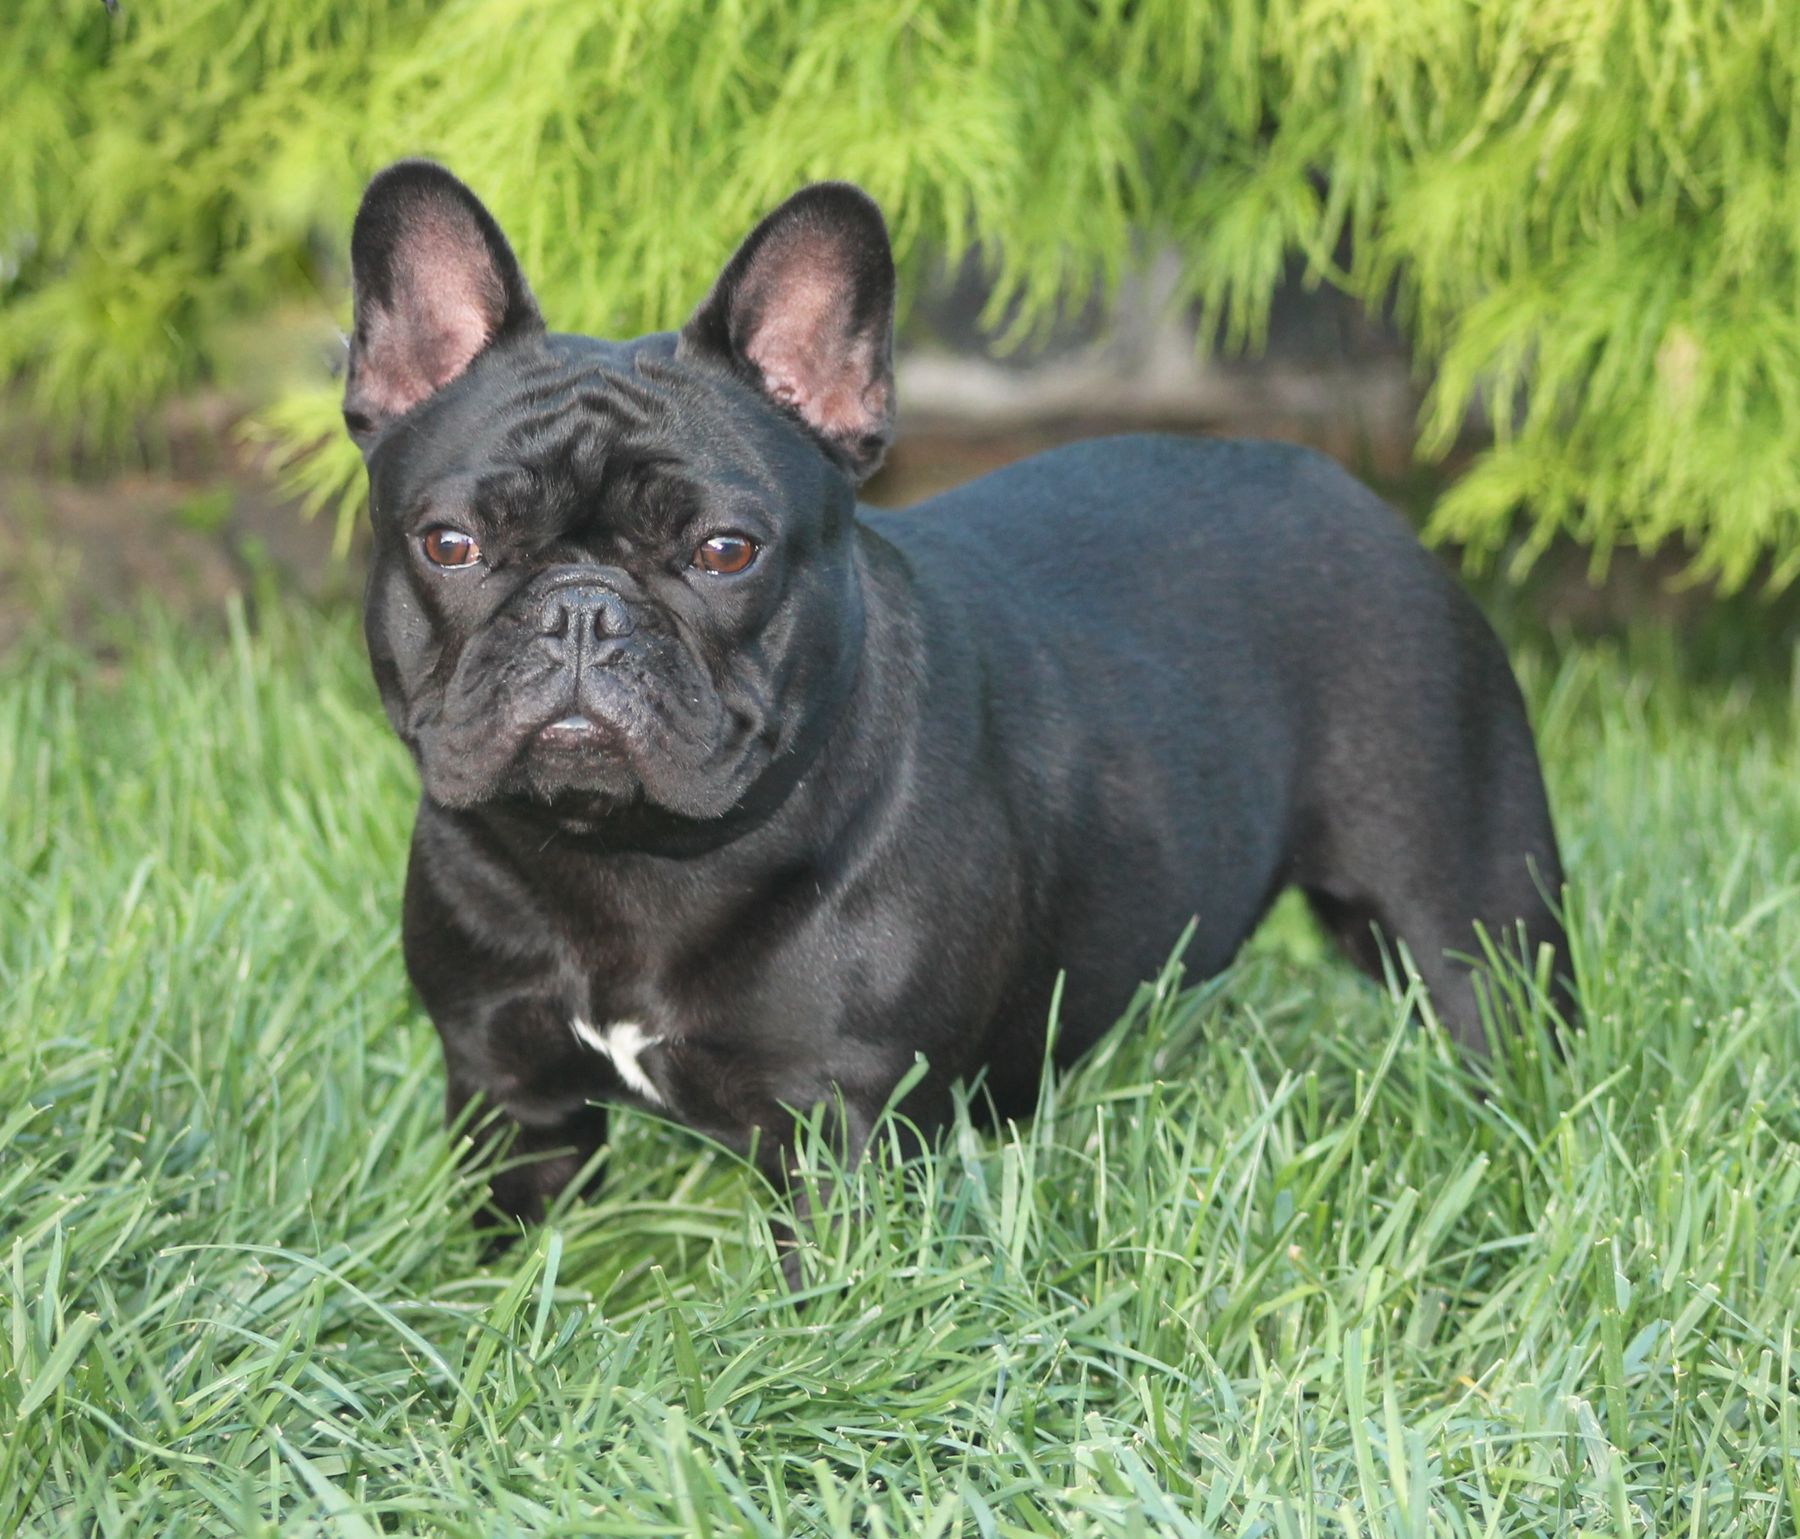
{"left": 343, "top": 161, "right": 542, "bottom": 446}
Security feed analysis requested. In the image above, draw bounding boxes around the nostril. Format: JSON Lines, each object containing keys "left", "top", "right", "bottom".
{"left": 538, "top": 596, "right": 571, "bottom": 638}
{"left": 534, "top": 584, "right": 635, "bottom": 643}
{"left": 592, "top": 593, "right": 635, "bottom": 640}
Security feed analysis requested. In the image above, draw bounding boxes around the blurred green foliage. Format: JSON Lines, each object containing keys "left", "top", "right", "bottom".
{"left": 4, "top": 0, "right": 1798, "bottom": 585}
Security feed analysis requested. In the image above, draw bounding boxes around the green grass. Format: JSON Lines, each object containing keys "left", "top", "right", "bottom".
{"left": 3, "top": 595, "right": 1798, "bottom": 1536}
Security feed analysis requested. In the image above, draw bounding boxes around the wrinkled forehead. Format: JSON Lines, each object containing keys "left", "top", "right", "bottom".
{"left": 371, "top": 332, "right": 826, "bottom": 536}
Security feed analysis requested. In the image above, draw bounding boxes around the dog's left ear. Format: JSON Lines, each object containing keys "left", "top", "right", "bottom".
{"left": 680, "top": 183, "right": 896, "bottom": 482}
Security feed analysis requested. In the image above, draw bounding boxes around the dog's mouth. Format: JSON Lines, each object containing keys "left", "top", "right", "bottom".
{"left": 510, "top": 706, "right": 641, "bottom": 804}
{"left": 534, "top": 712, "right": 608, "bottom": 746}
{"left": 527, "top": 706, "right": 635, "bottom": 769}
{"left": 420, "top": 638, "right": 747, "bottom": 817}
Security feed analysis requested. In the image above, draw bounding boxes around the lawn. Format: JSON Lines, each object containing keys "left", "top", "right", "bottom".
{"left": 3, "top": 593, "right": 1798, "bottom": 1536}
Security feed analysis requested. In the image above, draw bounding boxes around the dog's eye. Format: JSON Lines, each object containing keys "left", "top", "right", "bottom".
{"left": 421, "top": 527, "right": 482, "bottom": 568}
{"left": 692, "top": 533, "right": 758, "bottom": 575}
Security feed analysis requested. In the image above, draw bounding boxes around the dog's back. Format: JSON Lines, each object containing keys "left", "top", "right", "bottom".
{"left": 866, "top": 434, "right": 1569, "bottom": 1073}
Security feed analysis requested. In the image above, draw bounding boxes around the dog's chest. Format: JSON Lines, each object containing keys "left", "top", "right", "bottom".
{"left": 555, "top": 993, "right": 809, "bottom": 1150}
{"left": 459, "top": 863, "right": 849, "bottom": 1144}
{"left": 568, "top": 1016, "right": 666, "bottom": 1106}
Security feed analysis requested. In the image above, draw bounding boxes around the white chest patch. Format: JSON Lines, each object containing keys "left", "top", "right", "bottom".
{"left": 569, "top": 1018, "right": 666, "bottom": 1107}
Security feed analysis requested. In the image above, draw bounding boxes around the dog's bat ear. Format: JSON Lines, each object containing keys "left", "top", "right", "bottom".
{"left": 680, "top": 183, "right": 896, "bottom": 483}
{"left": 343, "top": 160, "right": 542, "bottom": 447}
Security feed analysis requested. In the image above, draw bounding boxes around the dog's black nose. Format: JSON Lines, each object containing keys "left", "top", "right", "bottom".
{"left": 538, "top": 585, "right": 635, "bottom": 641}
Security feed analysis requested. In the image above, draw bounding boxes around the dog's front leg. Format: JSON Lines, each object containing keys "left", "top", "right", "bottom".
{"left": 443, "top": 1074, "right": 611, "bottom": 1239}
{"left": 745, "top": 1095, "right": 888, "bottom": 1292}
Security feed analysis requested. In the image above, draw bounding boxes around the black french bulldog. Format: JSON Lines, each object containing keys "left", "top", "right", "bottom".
{"left": 344, "top": 162, "right": 1571, "bottom": 1252}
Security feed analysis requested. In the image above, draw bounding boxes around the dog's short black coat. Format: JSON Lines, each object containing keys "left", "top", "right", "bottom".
{"left": 343, "top": 161, "right": 1571, "bottom": 1241}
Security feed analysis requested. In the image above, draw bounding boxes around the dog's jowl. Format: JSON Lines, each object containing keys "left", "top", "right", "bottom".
{"left": 343, "top": 161, "right": 1571, "bottom": 1242}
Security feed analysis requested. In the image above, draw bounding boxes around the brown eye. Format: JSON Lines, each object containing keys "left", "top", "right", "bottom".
{"left": 693, "top": 533, "right": 758, "bottom": 575}
{"left": 422, "top": 527, "right": 481, "bottom": 568}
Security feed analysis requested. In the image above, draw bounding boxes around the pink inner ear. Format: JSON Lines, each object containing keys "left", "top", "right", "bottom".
{"left": 740, "top": 231, "right": 886, "bottom": 441}
{"left": 356, "top": 205, "right": 508, "bottom": 422}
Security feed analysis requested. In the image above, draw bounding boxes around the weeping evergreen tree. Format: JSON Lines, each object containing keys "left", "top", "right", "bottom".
{"left": 4, "top": 0, "right": 1797, "bottom": 586}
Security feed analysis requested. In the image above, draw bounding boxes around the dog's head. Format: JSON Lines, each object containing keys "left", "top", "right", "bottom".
{"left": 344, "top": 161, "right": 895, "bottom": 821}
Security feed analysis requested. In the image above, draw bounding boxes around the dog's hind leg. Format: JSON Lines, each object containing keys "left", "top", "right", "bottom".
{"left": 1296, "top": 640, "right": 1573, "bottom": 1055}
{"left": 1303, "top": 863, "right": 1569, "bottom": 1055}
